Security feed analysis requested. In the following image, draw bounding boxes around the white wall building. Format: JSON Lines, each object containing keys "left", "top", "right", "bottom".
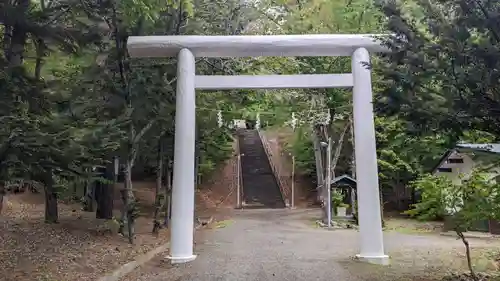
{"left": 432, "top": 143, "right": 500, "bottom": 233}
{"left": 433, "top": 143, "right": 500, "bottom": 183}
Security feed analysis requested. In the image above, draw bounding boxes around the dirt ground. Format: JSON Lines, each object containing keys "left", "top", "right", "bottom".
{"left": 0, "top": 153, "right": 238, "bottom": 281}
{"left": 0, "top": 134, "right": 318, "bottom": 281}
{"left": 1, "top": 192, "right": 170, "bottom": 281}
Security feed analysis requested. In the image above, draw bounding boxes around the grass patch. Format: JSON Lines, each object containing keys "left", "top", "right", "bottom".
{"left": 214, "top": 220, "right": 233, "bottom": 229}
{"left": 469, "top": 248, "right": 499, "bottom": 272}
{"left": 339, "top": 247, "right": 498, "bottom": 281}
{"left": 384, "top": 218, "right": 443, "bottom": 235}
{"left": 338, "top": 257, "right": 445, "bottom": 281}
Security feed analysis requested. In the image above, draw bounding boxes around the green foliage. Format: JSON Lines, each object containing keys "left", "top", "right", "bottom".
{"left": 446, "top": 172, "right": 500, "bottom": 231}
{"left": 331, "top": 189, "right": 344, "bottom": 209}
{"left": 377, "top": 0, "right": 500, "bottom": 138}
{"left": 376, "top": 116, "right": 451, "bottom": 194}
{"left": 0, "top": 0, "right": 257, "bottom": 232}
{"left": 288, "top": 127, "right": 316, "bottom": 177}
{"left": 407, "top": 171, "right": 500, "bottom": 227}
{"left": 460, "top": 130, "right": 496, "bottom": 144}
{"left": 228, "top": 0, "right": 387, "bottom": 191}
{"left": 405, "top": 174, "right": 450, "bottom": 221}
{"left": 407, "top": 170, "right": 500, "bottom": 278}
{"left": 197, "top": 124, "right": 234, "bottom": 178}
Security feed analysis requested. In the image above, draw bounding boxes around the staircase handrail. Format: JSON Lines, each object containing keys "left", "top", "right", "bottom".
{"left": 236, "top": 133, "right": 243, "bottom": 208}
{"left": 257, "top": 129, "right": 289, "bottom": 207}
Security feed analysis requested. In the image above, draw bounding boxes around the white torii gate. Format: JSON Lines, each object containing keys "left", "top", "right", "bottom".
{"left": 127, "top": 34, "right": 389, "bottom": 265}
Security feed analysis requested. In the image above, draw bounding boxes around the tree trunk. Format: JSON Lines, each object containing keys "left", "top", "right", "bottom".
{"left": 312, "top": 132, "right": 324, "bottom": 202}
{"left": 313, "top": 136, "right": 324, "bottom": 200}
{"left": 331, "top": 119, "right": 351, "bottom": 172}
{"left": 125, "top": 160, "right": 135, "bottom": 243}
{"left": 411, "top": 184, "right": 417, "bottom": 205}
{"left": 34, "top": 38, "right": 45, "bottom": 80}
{"left": 96, "top": 162, "right": 114, "bottom": 219}
{"left": 71, "top": 181, "right": 78, "bottom": 201}
{"left": 42, "top": 170, "right": 58, "bottom": 223}
{"left": 322, "top": 120, "right": 351, "bottom": 223}
{"left": 380, "top": 190, "right": 385, "bottom": 228}
{"left": 119, "top": 155, "right": 136, "bottom": 243}
{"left": 457, "top": 231, "right": 478, "bottom": 281}
{"left": 7, "top": 0, "right": 29, "bottom": 66}
{"left": 3, "top": 25, "right": 12, "bottom": 57}
{"left": 118, "top": 185, "right": 127, "bottom": 235}
{"left": 152, "top": 141, "right": 164, "bottom": 234}
{"left": 312, "top": 126, "right": 328, "bottom": 223}
{"left": 0, "top": 182, "right": 5, "bottom": 214}
{"left": 164, "top": 164, "right": 172, "bottom": 227}
{"left": 349, "top": 115, "right": 356, "bottom": 179}
{"left": 83, "top": 178, "right": 96, "bottom": 212}
{"left": 114, "top": 157, "right": 119, "bottom": 182}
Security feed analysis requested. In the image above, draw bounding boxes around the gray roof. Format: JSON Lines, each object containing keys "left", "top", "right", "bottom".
{"left": 455, "top": 143, "right": 500, "bottom": 154}
{"left": 330, "top": 175, "right": 356, "bottom": 187}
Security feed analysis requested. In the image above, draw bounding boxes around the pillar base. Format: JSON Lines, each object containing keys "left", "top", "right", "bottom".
{"left": 166, "top": 254, "right": 197, "bottom": 264}
{"left": 355, "top": 254, "right": 390, "bottom": 265}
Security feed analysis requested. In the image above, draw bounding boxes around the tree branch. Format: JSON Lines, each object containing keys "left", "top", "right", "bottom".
{"left": 133, "top": 119, "right": 156, "bottom": 145}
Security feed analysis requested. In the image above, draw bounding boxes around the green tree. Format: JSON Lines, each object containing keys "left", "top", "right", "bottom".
{"left": 376, "top": 116, "right": 450, "bottom": 208}
{"left": 408, "top": 171, "right": 500, "bottom": 280}
{"left": 376, "top": 0, "right": 500, "bottom": 138}
{"left": 0, "top": 0, "right": 260, "bottom": 241}
{"left": 0, "top": 0, "right": 113, "bottom": 221}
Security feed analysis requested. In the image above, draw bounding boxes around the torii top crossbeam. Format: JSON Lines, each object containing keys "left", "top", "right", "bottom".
{"left": 127, "top": 34, "right": 388, "bottom": 58}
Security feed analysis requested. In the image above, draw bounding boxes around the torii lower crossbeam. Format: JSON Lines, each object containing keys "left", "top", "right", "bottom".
{"left": 195, "top": 74, "right": 354, "bottom": 89}
{"left": 127, "top": 34, "right": 389, "bottom": 266}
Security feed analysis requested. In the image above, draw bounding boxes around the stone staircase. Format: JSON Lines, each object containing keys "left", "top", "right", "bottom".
{"left": 237, "top": 129, "right": 286, "bottom": 209}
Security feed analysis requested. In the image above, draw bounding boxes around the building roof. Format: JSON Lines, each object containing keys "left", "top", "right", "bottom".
{"left": 431, "top": 143, "right": 500, "bottom": 173}
{"left": 431, "top": 149, "right": 455, "bottom": 173}
{"left": 330, "top": 175, "right": 357, "bottom": 188}
{"left": 455, "top": 143, "right": 500, "bottom": 154}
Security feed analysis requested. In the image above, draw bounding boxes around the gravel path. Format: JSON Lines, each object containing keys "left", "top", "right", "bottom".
{"left": 122, "top": 209, "right": 500, "bottom": 281}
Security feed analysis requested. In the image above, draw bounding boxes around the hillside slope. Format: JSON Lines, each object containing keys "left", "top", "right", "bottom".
{"left": 261, "top": 128, "right": 317, "bottom": 207}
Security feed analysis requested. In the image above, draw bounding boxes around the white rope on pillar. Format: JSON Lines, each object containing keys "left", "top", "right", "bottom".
{"left": 255, "top": 113, "right": 261, "bottom": 130}
{"left": 217, "top": 110, "right": 223, "bottom": 128}
{"left": 325, "top": 108, "right": 331, "bottom": 125}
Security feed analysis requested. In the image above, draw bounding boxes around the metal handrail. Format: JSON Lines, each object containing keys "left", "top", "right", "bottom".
{"left": 234, "top": 134, "right": 243, "bottom": 208}
{"left": 257, "top": 129, "right": 290, "bottom": 207}
{"left": 237, "top": 136, "right": 243, "bottom": 208}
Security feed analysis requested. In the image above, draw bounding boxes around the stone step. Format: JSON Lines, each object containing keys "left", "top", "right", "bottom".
{"left": 237, "top": 129, "right": 285, "bottom": 209}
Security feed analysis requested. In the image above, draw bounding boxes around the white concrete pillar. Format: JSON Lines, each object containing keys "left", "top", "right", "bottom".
{"left": 168, "top": 48, "right": 197, "bottom": 264}
{"left": 351, "top": 48, "right": 389, "bottom": 265}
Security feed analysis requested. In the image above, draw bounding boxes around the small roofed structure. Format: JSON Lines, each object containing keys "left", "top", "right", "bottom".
{"left": 331, "top": 174, "right": 357, "bottom": 188}
{"left": 331, "top": 175, "right": 357, "bottom": 216}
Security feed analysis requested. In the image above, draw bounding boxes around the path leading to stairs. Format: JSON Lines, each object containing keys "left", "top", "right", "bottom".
{"left": 121, "top": 208, "right": 500, "bottom": 281}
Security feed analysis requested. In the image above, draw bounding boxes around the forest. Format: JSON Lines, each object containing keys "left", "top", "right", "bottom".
{"left": 1, "top": 0, "right": 500, "bottom": 280}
